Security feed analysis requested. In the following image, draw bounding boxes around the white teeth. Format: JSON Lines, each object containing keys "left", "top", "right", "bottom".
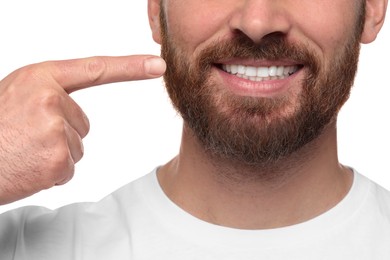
{"left": 276, "top": 66, "right": 284, "bottom": 77}
{"left": 231, "top": 65, "right": 238, "bottom": 74}
{"left": 237, "top": 65, "right": 245, "bottom": 74}
{"left": 269, "top": 66, "right": 277, "bottom": 77}
{"left": 222, "top": 64, "right": 299, "bottom": 81}
{"left": 257, "top": 67, "right": 268, "bottom": 77}
{"left": 246, "top": 66, "right": 257, "bottom": 77}
{"left": 283, "top": 66, "right": 290, "bottom": 75}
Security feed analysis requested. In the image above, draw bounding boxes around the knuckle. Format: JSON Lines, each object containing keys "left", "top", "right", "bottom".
{"left": 21, "top": 62, "right": 53, "bottom": 82}
{"left": 37, "top": 89, "right": 63, "bottom": 109}
{"left": 45, "top": 146, "right": 74, "bottom": 185}
{"left": 9, "top": 64, "right": 44, "bottom": 87}
{"left": 1, "top": 63, "right": 57, "bottom": 104}
{"left": 85, "top": 57, "right": 107, "bottom": 83}
{"left": 46, "top": 116, "right": 68, "bottom": 138}
{"left": 18, "top": 63, "right": 41, "bottom": 77}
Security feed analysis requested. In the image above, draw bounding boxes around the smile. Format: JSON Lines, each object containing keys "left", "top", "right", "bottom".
{"left": 221, "top": 64, "right": 301, "bottom": 82}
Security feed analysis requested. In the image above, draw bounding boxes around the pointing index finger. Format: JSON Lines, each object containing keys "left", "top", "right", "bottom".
{"left": 47, "top": 55, "right": 166, "bottom": 93}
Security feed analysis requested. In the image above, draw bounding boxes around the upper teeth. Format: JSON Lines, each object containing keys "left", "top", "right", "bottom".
{"left": 222, "top": 64, "right": 299, "bottom": 81}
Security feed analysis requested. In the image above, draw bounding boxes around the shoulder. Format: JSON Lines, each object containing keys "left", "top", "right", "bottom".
{"left": 355, "top": 170, "right": 390, "bottom": 218}
{"left": 367, "top": 178, "right": 390, "bottom": 214}
{"left": 0, "top": 169, "right": 157, "bottom": 259}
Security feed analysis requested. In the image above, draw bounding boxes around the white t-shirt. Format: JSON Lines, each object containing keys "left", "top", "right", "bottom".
{"left": 0, "top": 168, "right": 389, "bottom": 259}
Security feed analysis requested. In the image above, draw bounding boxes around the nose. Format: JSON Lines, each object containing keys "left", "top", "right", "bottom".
{"left": 228, "top": 0, "right": 292, "bottom": 43}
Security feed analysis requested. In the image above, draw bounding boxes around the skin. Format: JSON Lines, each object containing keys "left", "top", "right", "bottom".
{"left": 0, "top": 0, "right": 386, "bottom": 229}
{"left": 0, "top": 56, "right": 166, "bottom": 204}
{"left": 149, "top": 0, "right": 388, "bottom": 229}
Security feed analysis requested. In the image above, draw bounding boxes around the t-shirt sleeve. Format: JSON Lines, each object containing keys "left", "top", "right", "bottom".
{"left": 0, "top": 203, "right": 94, "bottom": 259}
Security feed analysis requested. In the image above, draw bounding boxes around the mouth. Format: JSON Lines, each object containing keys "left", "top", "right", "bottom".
{"left": 212, "top": 61, "right": 306, "bottom": 97}
{"left": 217, "top": 63, "right": 303, "bottom": 82}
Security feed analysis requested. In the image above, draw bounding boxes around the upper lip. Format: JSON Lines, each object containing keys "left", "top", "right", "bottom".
{"left": 215, "top": 58, "right": 303, "bottom": 67}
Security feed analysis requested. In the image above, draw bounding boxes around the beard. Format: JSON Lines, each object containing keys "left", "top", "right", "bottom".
{"left": 160, "top": 6, "right": 364, "bottom": 169}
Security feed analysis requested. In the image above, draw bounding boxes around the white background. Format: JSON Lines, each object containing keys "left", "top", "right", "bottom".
{"left": 0, "top": 0, "right": 389, "bottom": 214}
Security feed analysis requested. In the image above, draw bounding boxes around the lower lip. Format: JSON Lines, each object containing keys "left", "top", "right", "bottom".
{"left": 215, "top": 66, "right": 300, "bottom": 98}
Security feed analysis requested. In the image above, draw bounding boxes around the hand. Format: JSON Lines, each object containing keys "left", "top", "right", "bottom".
{"left": 0, "top": 55, "right": 166, "bottom": 205}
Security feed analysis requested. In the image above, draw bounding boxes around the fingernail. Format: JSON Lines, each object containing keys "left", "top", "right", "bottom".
{"left": 144, "top": 57, "right": 166, "bottom": 76}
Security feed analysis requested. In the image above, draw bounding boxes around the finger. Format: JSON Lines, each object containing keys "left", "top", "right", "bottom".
{"left": 45, "top": 55, "right": 166, "bottom": 93}
{"left": 35, "top": 87, "right": 90, "bottom": 139}
{"left": 62, "top": 95, "right": 90, "bottom": 139}
{"left": 65, "top": 121, "right": 84, "bottom": 164}
{"left": 54, "top": 123, "right": 82, "bottom": 186}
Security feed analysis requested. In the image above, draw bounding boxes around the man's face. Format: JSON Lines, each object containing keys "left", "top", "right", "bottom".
{"left": 157, "top": 0, "right": 365, "bottom": 167}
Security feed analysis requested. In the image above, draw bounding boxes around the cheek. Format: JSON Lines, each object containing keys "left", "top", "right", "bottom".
{"left": 293, "top": 2, "right": 358, "bottom": 56}
{"left": 310, "top": 18, "right": 354, "bottom": 48}
{"left": 165, "top": 1, "right": 230, "bottom": 53}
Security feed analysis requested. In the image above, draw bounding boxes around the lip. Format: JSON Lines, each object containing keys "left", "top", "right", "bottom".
{"left": 214, "top": 62, "right": 304, "bottom": 98}
{"left": 216, "top": 58, "right": 301, "bottom": 67}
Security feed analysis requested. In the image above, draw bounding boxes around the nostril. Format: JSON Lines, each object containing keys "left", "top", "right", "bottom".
{"left": 231, "top": 29, "right": 288, "bottom": 45}
{"left": 263, "top": 32, "right": 287, "bottom": 40}
{"left": 228, "top": 4, "right": 292, "bottom": 44}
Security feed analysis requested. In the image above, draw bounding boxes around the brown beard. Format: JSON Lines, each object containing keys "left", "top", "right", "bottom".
{"left": 159, "top": 5, "right": 364, "bottom": 169}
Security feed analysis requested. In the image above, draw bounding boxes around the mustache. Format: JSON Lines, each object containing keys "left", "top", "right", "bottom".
{"left": 196, "top": 34, "right": 319, "bottom": 71}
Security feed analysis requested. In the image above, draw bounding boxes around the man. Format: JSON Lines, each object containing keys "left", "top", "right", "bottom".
{"left": 0, "top": 0, "right": 389, "bottom": 259}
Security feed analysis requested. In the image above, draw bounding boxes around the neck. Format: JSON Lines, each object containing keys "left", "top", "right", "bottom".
{"left": 158, "top": 121, "right": 353, "bottom": 229}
